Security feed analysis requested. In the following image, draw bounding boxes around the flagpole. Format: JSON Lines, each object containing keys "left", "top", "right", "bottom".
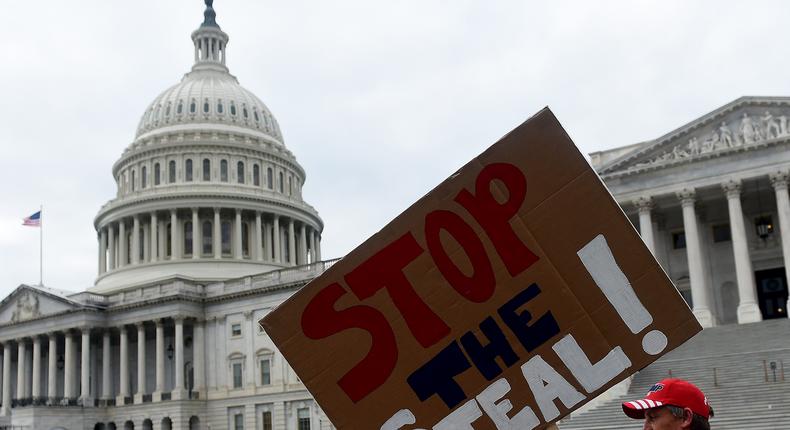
{"left": 39, "top": 204, "right": 43, "bottom": 286}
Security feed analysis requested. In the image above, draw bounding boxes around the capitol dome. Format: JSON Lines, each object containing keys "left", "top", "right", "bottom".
{"left": 92, "top": 1, "right": 323, "bottom": 292}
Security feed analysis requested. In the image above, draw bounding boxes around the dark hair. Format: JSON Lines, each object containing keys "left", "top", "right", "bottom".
{"left": 666, "top": 405, "right": 710, "bottom": 430}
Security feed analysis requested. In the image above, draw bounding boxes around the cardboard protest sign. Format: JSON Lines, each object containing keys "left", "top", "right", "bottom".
{"left": 260, "top": 108, "right": 701, "bottom": 430}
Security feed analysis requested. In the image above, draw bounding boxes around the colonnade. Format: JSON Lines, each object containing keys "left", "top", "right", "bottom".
{"left": 97, "top": 208, "right": 321, "bottom": 275}
{"left": 634, "top": 172, "right": 790, "bottom": 327}
{"left": 0, "top": 317, "right": 203, "bottom": 415}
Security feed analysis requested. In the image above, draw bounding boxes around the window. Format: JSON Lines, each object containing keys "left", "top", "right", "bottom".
{"left": 298, "top": 408, "right": 310, "bottom": 430}
{"left": 262, "top": 411, "right": 272, "bottom": 430}
{"left": 242, "top": 222, "right": 250, "bottom": 257}
{"left": 237, "top": 161, "right": 245, "bottom": 184}
{"left": 288, "top": 176, "right": 292, "bottom": 196}
{"left": 141, "top": 166, "right": 147, "bottom": 188}
{"left": 177, "top": 101, "right": 183, "bottom": 114}
{"left": 217, "top": 100, "right": 224, "bottom": 113}
{"left": 166, "top": 223, "right": 172, "bottom": 257}
{"left": 253, "top": 164, "right": 260, "bottom": 186}
{"left": 230, "top": 103, "right": 237, "bottom": 116}
{"left": 203, "top": 99, "right": 210, "bottom": 113}
{"left": 267, "top": 168, "right": 273, "bottom": 190}
{"left": 203, "top": 159, "right": 211, "bottom": 181}
{"left": 234, "top": 413, "right": 244, "bottom": 430}
{"left": 221, "top": 221, "right": 231, "bottom": 254}
{"left": 260, "top": 359, "right": 271, "bottom": 385}
{"left": 202, "top": 221, "right": 212, "bottom": 255}
{"left": 221, "top": 160, "right": 228, "bottom": 182}
{"left": 165, "top": 103, "right": 171, "bottom": 116}
{"left": 672, "top": 232, "right": 686, "bottom": 249}
{"left": 169, "top": 160, "right": 176, "bottom": 183}
{"left": 231, "top": 323, "right": 242, "bottom": 337}
{"left": 712, "top": 224, "right": 731, "bottom": 243}
{"left": 254, "top": 110, "right": 260, "bottom": 122}
{"left": 185, "top": 159, "right": 193, "bottom": 182}
{"left": 279, "top": 172, "right": 284, "bottom": 193}
{"left": 243, "top": 106, "right": 248, "bottom": 118}
{"left": 131, "top": 170, "right": 136, "bottom": 192}
{"left": 190, "top": 100, "right": 196, "bottom": 113}
{"left": 184, "top": 221, "right": 193, "bottom": 255}
{"left": 232, "top": 363, "right": 243, "bottom": 388}
{"left": 154, "top": 163, "right": 161, "bottom": 185}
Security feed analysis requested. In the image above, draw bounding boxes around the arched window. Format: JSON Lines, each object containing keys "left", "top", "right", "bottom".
{"left": 253, "top": 164, "right": 260, "bottom": 186}
{"left": 253, "top": 110, "right": 260, "bottom": 122}
{"left": 154, "top": 163, "right": 161, "bottom": 185}
{"left": 243, "top": 106, "right": 249, "bottom": 118}
{"left": 242, "top": 222, "right": 250, "bottom": 257}
{"left": 237, "top": 161, "right": 245, "bottom": 184}
{"left": 169, "top": 160, "right": 176, "bottom": 183}
{"left": 203, "top": 159, "right": 211, "bottom": 181}
{"left": 221, "top": 221, "right": 231, "bottom": 254}
{"left": 220, "top": 160, "right": 228, "bottom": 182}
{"left": 230, "top": 103, "right": 237, "bottom": 116}
{"left": 203, "top": 99, "right": 210, "bottom": 113}
{"left": 279, "top": 172, "right": 284, "bottom": 193}
{"left": 165, "top": 103, "right": 171, "bottom": 116}
{"left": 184, "top": 221, "right": 193, "bottom": 256}
{"left": 202, "top": 221, "right": 212, "bottom": 255}
{"left": 190, "top": 99, "right": 196, "bottom": 113}
{"left": 141, "top": 166, "right": 147, "bottom": 188}
{"left": 217, "top": 100, "right": 224, "bottom": 113}
{"left": 267, "top": 168, "right": 273, "bottom": 190}
{"left": 185, "top": 159, "right": 193, "bottom": 182}
{"left": 131, "top": 170, "right": 136, "bottom": 192}
{"left": 177, "top": 101, "right": 183, "bottom": 114}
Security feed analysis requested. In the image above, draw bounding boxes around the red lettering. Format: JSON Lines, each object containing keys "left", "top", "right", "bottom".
{"left": 345, "top": 232, "right": 450, "bottom": 348}
{"left": 455, "top": 163, "right": 539, "bottom": 276}
{"left": 301, "top": 283, "right": 397, "bottom": 402}
{"left": 425, "top": 210, "right": 495, "bottom": 303}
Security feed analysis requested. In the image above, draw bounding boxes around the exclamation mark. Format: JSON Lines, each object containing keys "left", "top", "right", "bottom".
{"left": 577, "top": 234, "right": 668, "bottom": 355}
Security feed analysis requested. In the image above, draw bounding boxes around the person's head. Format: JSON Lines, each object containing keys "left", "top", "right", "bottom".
{"left": 622, "top": 378, "right": 713, "bottom": 430}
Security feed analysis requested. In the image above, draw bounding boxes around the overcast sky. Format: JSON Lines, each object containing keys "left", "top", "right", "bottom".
{"left": 2, "top": 0, "right": 790, "bottom": 295}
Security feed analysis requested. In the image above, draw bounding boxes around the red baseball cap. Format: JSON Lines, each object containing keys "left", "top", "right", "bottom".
{"left": 622, "top": 378, "right": 713, "bottom": 419}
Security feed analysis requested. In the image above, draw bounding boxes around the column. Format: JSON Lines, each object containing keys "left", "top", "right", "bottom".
{"left": 80, "top": 328, "right": 91, "bottom": 404}
{"left": 288, "top": 218, "right": 296, "bottom": 266}
{"left": 192, "top": 208, "right": 200, "bottom": 259}
{"left": 634, "top": 197, "right": 656, "bottom": 255}
{"left": 309, "top": 228, "right": 316, "bottom": 263}
{"left": 135, "top": 323, "right": 146, "bottom": 403}
{"left": 102, "top": 331, "right": 111, "bottom": 400}
{"left": 142, "top": 223, "right": 150, "bottom": 262}
{"left": 154, "top": 319, "right": 165, "bottom": 401}
{"left": 64, "top": 332, "right": 75, "bottom": 399}
{"left": 264, "top": 220, "right": 273, "bottom": 261}
{"left": 1, "top": 343, "right": 10, "bottom": 415}
{"left": 194, "top": 319, "right": 206, "bottom": 395}
{"left": 677, "top": 189, "right": 714, "bottom": 327}
{"left": 213, "top": 208, "right": 222, "bottom": 259}
{"left": 244, "top": 311, "right": 255, "bottom": 388}
{"left": 16, "top": 340, "right": 26, "bottom": 400}
{"left": 298, "top": 223, "right": 308, "bottom": 265}
{"left": 273, "top": 215, "right": 280, "bottom": 263}
{"left": 723, "top": 180, "right": 762, "bottom": 323}
{"left": 117, "top": 326, "right": 129, "bottom": 404}
{"left": 173, "top": 318, "right": 185, "bottom": 399}
{"left": 316, "top": 232, "right": 322, "bottom": 261}
{"left": 47, "top": 334, "right": 57, "bottom": 401}
{"left": 31, "top": 337, "right": 41, "bottom": 400}
{"left": 99, "top": 229, "right": 107, "bottom": 274}
{"left": 150, "top": 212, "right": 158, "bottom": 262}
{"left": 108, "top": 224, "right": 116, "bottom": 270}
{"left": 118, "top": 220, "right": 127, "bottom": 268}
{"left": 234, "top": 209, "right": 243, "bottom": 259}
{"left": 770, "top": 171, "right": 790, "bottom": 317}
{"left": 255, "top": 211, "right": 263, "bottom": 261}
{"left": 170, "top": 210, "right": 179, "bottom": 259}
{"left": 131, "top": 215, "right": 140, "bottom": 265}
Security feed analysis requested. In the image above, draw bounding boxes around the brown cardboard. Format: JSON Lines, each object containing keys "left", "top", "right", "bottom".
{"left": 260, "top": 108, "right": 701, "bottom": 430}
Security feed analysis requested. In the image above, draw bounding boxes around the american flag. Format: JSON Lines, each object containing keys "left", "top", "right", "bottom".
{"left": 22, "top": 210, "right": 41, "bottom": 227}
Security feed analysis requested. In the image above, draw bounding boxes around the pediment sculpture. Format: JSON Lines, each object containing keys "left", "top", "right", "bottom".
{"left": 10, "top": 291, "right": 40, "bottom": 323}
{"left": 633, "top": 110, "right": 790, "bottom": 169}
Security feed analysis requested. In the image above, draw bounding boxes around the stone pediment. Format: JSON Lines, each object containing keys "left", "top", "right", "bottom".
{"left": 0, "top": 285, "right": 80, "bottom": 324}
{"left": 599, "top": 97, "right": 790, "bottom": 177}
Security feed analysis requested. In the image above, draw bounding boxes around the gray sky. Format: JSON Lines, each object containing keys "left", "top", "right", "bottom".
{"left": 2, "top": 0, "right": 790, "bottom": 295}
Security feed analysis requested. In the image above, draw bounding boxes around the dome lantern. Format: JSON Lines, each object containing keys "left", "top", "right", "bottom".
{"left": 190, "top": 0, "right": 229, "bottom": 73}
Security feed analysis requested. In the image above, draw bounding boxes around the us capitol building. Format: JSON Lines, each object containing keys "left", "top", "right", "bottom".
{"left": 0, "top": 2, "right": 334, "bottom": 430}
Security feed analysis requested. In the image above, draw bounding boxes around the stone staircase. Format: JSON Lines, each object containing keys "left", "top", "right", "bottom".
{"left": 558, "top": 318, "right": 790, "bottom": 430}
